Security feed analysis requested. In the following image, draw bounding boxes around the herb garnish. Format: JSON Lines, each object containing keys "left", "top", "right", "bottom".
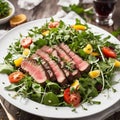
{"left": 0, "top": 0, "right": 11, "bottom": 18}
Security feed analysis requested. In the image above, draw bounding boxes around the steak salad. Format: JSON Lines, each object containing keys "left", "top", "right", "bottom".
{"left": 0, "top": 18, "right": 120, "bottom": 108}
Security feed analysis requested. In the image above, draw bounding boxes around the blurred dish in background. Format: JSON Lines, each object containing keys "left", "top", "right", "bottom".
{"left": 0, "top": 0, "right": 15, "bottom": 25}
{"left": 10, "top": 14, "right": 27, "bottom": 27}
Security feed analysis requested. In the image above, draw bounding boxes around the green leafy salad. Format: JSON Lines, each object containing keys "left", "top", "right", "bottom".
{"left": 0, "top": 0, "right": 11, "bottom": 19}
{"left": 0, "top": 18, "right": 120, "bottom": 108}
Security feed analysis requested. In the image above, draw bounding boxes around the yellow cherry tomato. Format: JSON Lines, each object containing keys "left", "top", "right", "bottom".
{"left": 91, "top": 52, "right": 99, "bottom": 56}
{"left": 83, "top": 44, "right": 93, "bottom": 54}
{"left": 14, "top": 57, "right": 24, "bottom": 67}
{"left": 114, "top": 60, "right": 120, "bottom": 67}
{"left": 72, "top": 25, "right": 87, "bottom": 31}
{"left": 71, "top": 80, "right": 80, "bottom": 90}
{"left": 42, "top": 30, "right": 49, "bottom": 36}
{"left": 89, "top": 70, "right": 100, "bottom": 79}
{"left": 23, "top": 48, "right": 30, "bottom": 57}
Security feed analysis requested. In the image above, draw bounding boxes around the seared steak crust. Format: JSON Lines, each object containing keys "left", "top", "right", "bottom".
{"left": 36, "top": 49, "right": 67, "bottom": 84}
{"left": 59, "top": 43, "right": 89, "bottom": 72}
{"left": 41, "top": 45, "right": 81, "bottom": 82}
{"left": 41, "top": 46, "right": 72, "bottom": 80}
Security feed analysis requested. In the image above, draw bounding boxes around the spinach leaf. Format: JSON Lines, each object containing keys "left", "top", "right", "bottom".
{"left": 43, "top": 92, "right": 59, "bottom": 106}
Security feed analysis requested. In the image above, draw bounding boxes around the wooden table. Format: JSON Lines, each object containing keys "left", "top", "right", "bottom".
{"left": 0, "top": 0, "right": 120, "bottom": 120}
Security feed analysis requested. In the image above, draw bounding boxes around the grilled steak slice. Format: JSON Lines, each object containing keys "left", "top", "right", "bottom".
{"left": 51, "top": 50, "right": 64, "bottom": 68}
{"left": 52, "top": 50, "right": 72, "bottom": 80}
{"left": 53, "top": 45, "right": 75, "bottom": 68}
{"left": 52, "top": 49, "right": 81, "bottom": 81}
{"left": 60, "top": 43, "right": 89, "bottom": 72}
{"left": 72, "top": 70, "right": 81, "bottom": 79}
{"left": 41, "top": 59, "right": 56, "bottom": 81}
{"left": 53, "top": 45, "right": 81, "bottom": 77}
{"left": 41, "top": 46, "right": 53, "bottom": 54}
{"left": 21, "top": 59, "right": 47, "bottom": 84}
{"left": 31, "top": 54, "right": 56, "bottom": 81}
{"left": 41, "top": 46, "right": 72, "bottom": 80}
{"left": 41, "top": 45, "right": 81, "bottom": 81}
{"left": 36, "top": 49, "right": 67, "bottom": 84}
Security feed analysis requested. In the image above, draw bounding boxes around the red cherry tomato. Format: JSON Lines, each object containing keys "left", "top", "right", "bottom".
{"left": 21, "top": 37, "right": 33, "bottom": 48}
{"left": 48, "top": 21, "right": 60, "bottom": 28}
{"left": 101, "top": 47, "right": 117, "bottom": 58}
{"left": 64, "top": 88, "right": 81, "bottom": 107}
{"left": 8, "top": 71, "right": 24, "bottom": 83}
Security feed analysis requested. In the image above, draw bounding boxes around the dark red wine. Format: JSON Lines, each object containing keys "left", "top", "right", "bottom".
{"left": 93, "top": 0, "right": 117, "bottom": 17}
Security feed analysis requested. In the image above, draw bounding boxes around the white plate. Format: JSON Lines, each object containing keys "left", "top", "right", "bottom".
{"left": 0, "top": 18, "right": 120, "bottom": 119}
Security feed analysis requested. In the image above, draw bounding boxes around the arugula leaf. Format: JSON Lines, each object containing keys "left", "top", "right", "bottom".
{"left": 79, "top": 77, "right": 98, "bottom": 102}
{"left": 46, "top": 81, "right": 60, "bottom": 93}
{"left": 33, "top": 38, "right": 47, "bottom": 48}
{"left": 32, "top": 83, "right": 44, "bottom": 94}
{"left": 87, "top": 97, "right": 101, "bottom": 105}
{"left": 5, "top": 83, "right": 22, "bottom": 91}
{"left": 0, "top": 63, "right": 14, "bottom": 74}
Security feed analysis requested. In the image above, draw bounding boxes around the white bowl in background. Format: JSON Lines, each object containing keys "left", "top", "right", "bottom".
{"left": 0, "top": 0, "right": 15, "bottom": 25}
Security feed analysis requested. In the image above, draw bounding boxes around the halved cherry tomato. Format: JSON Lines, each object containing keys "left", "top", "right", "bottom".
{"left": 48, "top": 21, "right": 60, "bottom": 28}
{"left": 101, "top": 47, "right": 117, "bottom": 58}
{"left": 8, "top": 71, "right": 24, "bottom": 83}
{"left": 64, "top": 88, "right": 81, "bottom": 107}
{"left": 21, "top": 37, "right": 33, "bottom": 48}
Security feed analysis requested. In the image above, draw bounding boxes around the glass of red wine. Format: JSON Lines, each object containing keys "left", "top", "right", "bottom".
{"left": 93, "top": 0, "right": 117, "bottom": 26}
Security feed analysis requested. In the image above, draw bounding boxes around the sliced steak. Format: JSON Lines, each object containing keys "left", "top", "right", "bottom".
{"left": 50, "top": 50, "right": 72, "bottom": 80}
{"left": 41, "top": 46, "right": 72, "bottom": 80}
{"left": 36, "top": 49, "right": 67, "bottom": 84}
{"left": 41, "top": 46, "right": 53, "bottom": 54}
{"left": 72, "top": 70, "right": 81, "bottom": 79}
{"left": 31, "top": 54, "right": 56, "bottom": 81}
{"left": 53, "top": 45, "right": 75, "bottom": 68}
{"left": 21, "top": 59, "right": 47, "bottom": 84}
{"left": 60, "top": 43, "right": 89, "bottom": 72}
{"left": 53, "top": 45, "right": 81, "bottom": 80}
{"left": 41, "top": 46, "right": 65, "bottom": 68}
{"left": 53, "top": 45, "right": 71, "bottom": 62}
{"left": 41, "top": 45, "right": 81, "bottom": 81}
{"left": 41, "top": 59, "right": 56, "bottom": 81}
{"left": 51, "top": 50, "right": 64, "bottom": 68}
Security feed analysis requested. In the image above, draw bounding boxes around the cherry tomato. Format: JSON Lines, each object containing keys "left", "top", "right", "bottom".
{"left": 64, "top": 88, "right": 81, "bottom": 107}
{"left": 8, "top": 71, "right": 24, "bottom": 83}
{"left": 21, "top": 37, "right": 33, "bottom": 48}
{"left": 48, "top": 21, "right": 60, "bottom": 28}
{"left": 101, "top": 47, "right": 117, "bottom": 58}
